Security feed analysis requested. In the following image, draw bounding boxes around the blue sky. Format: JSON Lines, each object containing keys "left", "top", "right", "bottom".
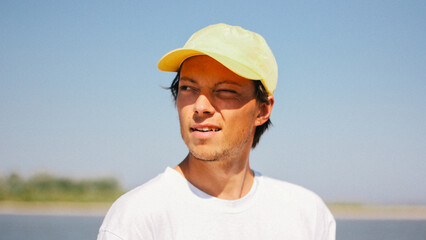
{"left": 1, "top": 0, "right": 425, "bottom": 204}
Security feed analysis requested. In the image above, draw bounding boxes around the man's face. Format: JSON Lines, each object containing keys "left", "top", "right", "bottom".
{"left": 177, "top": 55, "right": 264, "bottom": 161}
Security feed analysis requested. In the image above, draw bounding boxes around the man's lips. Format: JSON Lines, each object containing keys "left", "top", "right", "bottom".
{"left": 190, "top": 127, "right": 221, "bottom": 132}
{"left": 190, "top": 125, "right": 222, "bottom": 133}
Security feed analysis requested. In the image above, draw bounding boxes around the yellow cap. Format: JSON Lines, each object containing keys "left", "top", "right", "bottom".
{"left": 158, "top": 23, "right": 278, "bottom": 95}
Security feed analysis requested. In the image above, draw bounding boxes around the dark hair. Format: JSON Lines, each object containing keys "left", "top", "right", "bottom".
{"left": 169, "top": 72, "right": 272, "bottom": 148}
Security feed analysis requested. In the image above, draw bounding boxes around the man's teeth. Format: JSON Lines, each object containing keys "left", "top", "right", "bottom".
{"left": 194, "top": 127, "right": 220, "bottom": 132}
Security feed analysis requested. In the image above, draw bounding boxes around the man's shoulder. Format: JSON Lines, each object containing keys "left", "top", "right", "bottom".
{"left": 99, "top": 168, "right": 176, "bottom": 237}
{"left": 104, "top": 168, "right": 177, "bottom": 218}
{"left": 101, "top": 168, "right": 173, "bottom": 231}
{"left": 114, "top": 168, "right": 173, "bottom": 206}
{"left": 259, "top": 175, "right": 334, "bottom": 227}
{"left": 257, "top": 175, "right": 336, "bottom": 239}
{"left": 260, "top": 175, "right": 328, "bottom": 209}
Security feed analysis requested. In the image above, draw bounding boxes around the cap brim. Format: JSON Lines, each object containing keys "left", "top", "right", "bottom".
{"left": 158, "top": 48, "right": 261, "bottom": 81}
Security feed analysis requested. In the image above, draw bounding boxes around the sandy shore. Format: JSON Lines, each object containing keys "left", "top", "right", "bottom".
{"left": 329, "top": 204, "right": 426, "bottom": 220}
{"left": 0, "top": 201, "right": 111, "bottom": 217}
{"left": 1, "top": 201, "right": 426, "bottom": 220}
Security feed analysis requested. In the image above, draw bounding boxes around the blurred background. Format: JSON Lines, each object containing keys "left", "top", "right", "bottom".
{"left": 1, "top": 0, "right": 425, "bottom": 207}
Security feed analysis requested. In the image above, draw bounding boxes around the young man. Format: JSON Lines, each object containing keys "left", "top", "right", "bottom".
{"left": 98, "top": 23, "right": 335, "bottom": 240}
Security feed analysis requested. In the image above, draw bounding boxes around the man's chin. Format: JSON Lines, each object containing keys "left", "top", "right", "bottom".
{"left": 188, "top": 147, "right": 222, "bottom": 162}
{"left": 190, "top": 151, "right": 219, "bottom": 162}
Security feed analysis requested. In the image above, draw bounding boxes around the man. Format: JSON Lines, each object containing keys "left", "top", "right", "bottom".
{"left": 98, "top": 23, "right": 335, "bottom": 240}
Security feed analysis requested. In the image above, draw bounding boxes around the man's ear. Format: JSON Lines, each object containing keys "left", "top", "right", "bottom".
{"left": 255, "top": 96, "right": 274, "bottom": 126}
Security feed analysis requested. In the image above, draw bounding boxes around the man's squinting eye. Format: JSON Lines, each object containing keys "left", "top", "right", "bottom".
{"left": 179, "top": 85, "right": 195, "bottom": 91}
{"left": 217, "top": 89, "right": 237, "bottom": 93}
{"left": 215, "top": 89, "right": 239, "bottom": 98}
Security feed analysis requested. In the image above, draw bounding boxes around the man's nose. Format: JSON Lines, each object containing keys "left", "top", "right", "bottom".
{"left": 193, "top": 94, "right": 215, "bottom": 117}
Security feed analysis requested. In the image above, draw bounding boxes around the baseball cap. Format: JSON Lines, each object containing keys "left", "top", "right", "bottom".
{"left": 157, "top": 23, "right": 278, "bottom": 95}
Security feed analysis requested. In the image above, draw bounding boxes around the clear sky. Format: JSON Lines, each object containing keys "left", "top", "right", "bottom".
{"left": 1, "top": 0, "right": 425, "bottom": 205}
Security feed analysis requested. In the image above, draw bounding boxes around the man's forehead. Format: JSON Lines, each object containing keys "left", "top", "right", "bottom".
{"left": 179, "top": 77, "right": 244, "bottom": 87}
{"left": 179, "top": 55, "right": 253, "bottom": 83}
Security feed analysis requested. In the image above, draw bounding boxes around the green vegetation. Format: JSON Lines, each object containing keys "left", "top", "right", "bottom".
{"left": 0, "top": 173, "right": 124, "bottom": 202}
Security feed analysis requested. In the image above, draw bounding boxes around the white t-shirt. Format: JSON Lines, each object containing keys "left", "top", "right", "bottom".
{"left": 98, "top": 167, "right": 335, "bottom": 240}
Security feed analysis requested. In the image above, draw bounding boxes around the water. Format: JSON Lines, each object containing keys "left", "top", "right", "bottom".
{"left": 0, "top": 215, "right": 425, "bottom": 240}
{"left": 337, "top": 219, "right": 426, "bottom": 240}
{"left": 0, "top": 215, "right": 103, "bottom": 240}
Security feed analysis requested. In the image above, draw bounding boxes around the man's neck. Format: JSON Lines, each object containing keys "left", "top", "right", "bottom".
{"left": 174, "top": 153, "right": 254, "bottom": 200}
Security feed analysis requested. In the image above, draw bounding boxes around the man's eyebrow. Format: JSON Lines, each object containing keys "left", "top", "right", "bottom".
{"left": 179, "top": 77, "right": 196, "bottom": 83}
{"left": 214, "top": 81, "right": 242, "bottom": 87}
{"left": 179, "top": 78, "right": 242, "bottom": 87}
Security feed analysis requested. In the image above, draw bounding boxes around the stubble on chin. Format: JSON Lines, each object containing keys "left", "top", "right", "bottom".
{"left": 188, "top": 139, "right": 244, "bottom": 164}
{"left": 189, "top": 149, "right": 222, "bottom": 162}
{"left": 185, "top": 126, "right": 254, "bottom": 165}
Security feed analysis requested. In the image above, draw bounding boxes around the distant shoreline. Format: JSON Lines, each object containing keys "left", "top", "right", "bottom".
{"left": 328, "top": 204, "right": 426, "bottom": 220}
{"left": 0, "top": 201, "right": 111, "bottom": 217}
{"left": 1, "top": 201, "right": 426, "bottom": 220}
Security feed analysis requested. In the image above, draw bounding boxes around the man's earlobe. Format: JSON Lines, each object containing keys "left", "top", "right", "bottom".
{"left": 256, "top": 96, "right": 274, "bottom": 126}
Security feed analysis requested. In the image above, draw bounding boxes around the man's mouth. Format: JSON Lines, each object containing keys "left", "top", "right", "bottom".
{"left": 190, "top": 127, "right": 221, "bottom": 132}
